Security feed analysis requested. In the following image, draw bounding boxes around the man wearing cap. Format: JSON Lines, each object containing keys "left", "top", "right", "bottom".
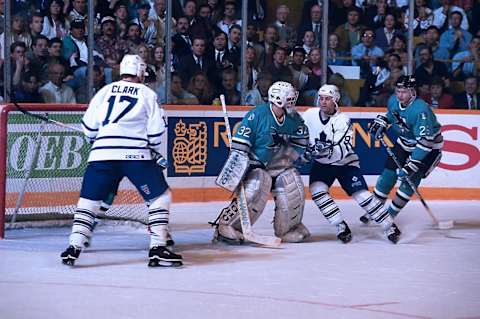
{"left": 96, "top": 16, "right": 129, "bottom": 69}
{"left": 130, "top": 2, "right": 157, "bottom": 47}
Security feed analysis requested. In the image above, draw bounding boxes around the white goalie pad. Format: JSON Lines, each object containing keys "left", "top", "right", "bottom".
{"left": 215, "top": 150, "right": 250, "bottom": 192}
{"left": 272, "top": 168, "right": 306, "bottom": 239}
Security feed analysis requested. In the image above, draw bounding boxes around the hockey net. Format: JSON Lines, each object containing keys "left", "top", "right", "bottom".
{"left": 0, "top": 104, "right": 149, "bottom": 238}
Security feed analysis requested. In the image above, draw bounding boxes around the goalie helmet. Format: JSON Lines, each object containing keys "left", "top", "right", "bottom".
{"left": 120, "top": 54, "right": 147, "bottom": 78}
{"left": 268, "top": 81, "right": 298, "bottom": 112}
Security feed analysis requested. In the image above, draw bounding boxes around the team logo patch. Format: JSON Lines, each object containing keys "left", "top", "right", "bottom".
{"left": 141, "top": 184, "right": 151, "bottom": 195}
{"left": 352, "top": 176, "right": 358, "bottom": 182}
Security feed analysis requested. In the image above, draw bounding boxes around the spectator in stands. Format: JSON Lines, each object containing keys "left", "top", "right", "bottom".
{"left": 172, "top": 16, "right": 192, "bottom": 60}
{"left": 227, "top": 24, "right": 242, "bottom": 68}
{"left": 41, "top": 0, "right": 68, "bottom": 40}
{"left": 62, "top": 19, "right": 89, "bottom": 78}
{"left": 264, "top": 47, "right": 293, "bottom": 84}
{"left": 375, "top": 13, "right": 402, "bottom": 52}
{"left": 302, "top": 47, "right": 325, "bottom": 105}
{"left": 8, "top": 42, "right": 30, "bottom": 89}
{"left": 289, "top": 46, "right": 310, "bottom": 90}
{"left": 364, "top": 0, "right": 390, "bottom": 30}
{"left": 182, "top": 0, "right": 197, "bottom": 20}
{"left": 257, "top": 25, "right": 278, "bottom": 69}
{"left": 166, "top": 72, "right": 199, "bottom": 104}
{"left": 332, "top": 0, "right": 361, "bottom": 28}
{"left": 245, "top": 46, "right": 260, "bottom": 90}
{"left": 125, "top": 22, "right": 145, "bottom": 53}
{"left": 471, "top": 0, "right": 480, "bottom": 35}
{"left": 246, "top": 23, "right": 264, "bottom": 68}
{"left": 0, "top": 14, "right": 32, "bottom": 59}
{"left": 406, "top": 0, "right": 434, "bottom": 36}
{"left": 136, "top": 44, "right": 156, "bottom": 79}
{"left": 28, "top": 35, "right": 50, "bottom": 78}
{"left": 75, "top": 65, "right": 106, "bottom": 103}
{"left": 217, "top": 1, "right": 242, "bottom": 36}
{"left": 150, "top": 0, "right": 168, "bottom": 46}
{"left": 131, "top": 2, "right": 156, "bottom": 48}
{"left": 245, "top": 71, "right": 273, "bottom": 105}
{"left": 454, "top": 76, "right": 479, "bottom": 109}
{"left": 208, "top": 30, "right": 232, "bottom": 88}
{"left": 414, "top": 46, "right": 450, "bottom": 86}
{"left": 29, "top": 12, "right": 45, "bottom": 39}
{"left": 274, "top": 5, "right": 296, "bottom": 51}
{"left": 152, "top": 45, "right": 166, "bottom": 89}
{"left": 427, "top": 76, "right": 455, "bottom": 108}
{"left": 328, "top": 33, "right": 350, "bottom": 65}
{"left": 39, "top": 62, "right": 76, "bottom": 103}
{"left": 191, "top": 4, "right": 215, "bottom": 43}
{"left": 68, "top": 0, "right": 87, "bottom": 23}
{"left": 219, "top": 68, "right": 240, "bottom": 105}
{"left": 414, "top": 26, "right": 450, "bottom": 65}
{"left": 329, "top": 72, "right": 353, "bottom": 106}
{"left": 114, "top": 1, "right": 130, "bottom": 39}
{"left": 207, "top": 0, "right": 223, "bottom": 24}
{"left": 247, "top": 0, "right": 266, "bottom": 27}
{"left": 351, "top": 28, "right": 385, "bottom": 77}
{"left": 176, "top": 37, "right": 214, "bottom": 88}
{"left": 452, "top": 36, "right": 480, "bottom": 79}
{"left": 439, "top": 11, "right": 472, "bottom": 57}
{"left": 297, "top": 4, "right": 322, "bottom": 46}
{"left": 301, "top": 30, "right": 317, "bottom": 56}
{"left": 335, "top": 7, "right": 365, "bottom": 52}
{"left": 371, "top": 53, "right": 404, "bottom": 104}
{"left": 187, "top": 71, "right": 214, "bottom": 105}
{"left": 433, "top": 0, "right": 469, "bottom": 32}
{"left": 46, "top": 37, "right": 73, "bottom": 83}
{"left": 95, "top": 16, "right": 129, "bottom": 70}
{"left": 14, "top": 71, "right": 44, "bottom": 103}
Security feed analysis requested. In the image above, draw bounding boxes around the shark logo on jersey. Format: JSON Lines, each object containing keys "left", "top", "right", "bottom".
{"left": 393, "top": 112, "right": 410, "bottom": 133}
{"left": 268, "top": 127, "right": 287, "bottom": 149}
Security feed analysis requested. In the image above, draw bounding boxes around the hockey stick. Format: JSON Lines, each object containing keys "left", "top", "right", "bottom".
{"left": 379, "top": 136, "right": 454, "bottom": 230}
{"left": 219, "top": 95, "right": 281, "bottom": 247}
{"left": 7, "top": 92, "right": 83, "bottom": 133}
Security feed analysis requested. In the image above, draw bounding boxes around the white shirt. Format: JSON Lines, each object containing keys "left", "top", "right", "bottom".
{"left": 302, "top": 108, "right": 359, "bottom": 167}
{"left": 82, "top": 80, "right": 166, "bottom": 162}
{"left": 39, "top": 81, "right": 77, "bottom": 104}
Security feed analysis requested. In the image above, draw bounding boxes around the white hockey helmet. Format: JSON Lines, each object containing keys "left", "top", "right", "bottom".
{"left": 268, "top": 81, "right": 298, "bottom": 112}
{"left": 316, "top": 84, "right": 341, "bottom": 108}
{"left": 120, "top": 54, "right": 147, "bottom": 78}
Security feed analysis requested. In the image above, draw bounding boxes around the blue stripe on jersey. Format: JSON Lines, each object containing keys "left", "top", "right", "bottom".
{"left": 147, "top": 132, "right": 165, "bottom": 138}
{"left": 91, "top": 146, "right": 149, "bottom": 150}
{"left": 95, "top": 135, "right": 149, "bottom": 142}
{"left": 81, "top": 120, "right": 99, "bottom": 131}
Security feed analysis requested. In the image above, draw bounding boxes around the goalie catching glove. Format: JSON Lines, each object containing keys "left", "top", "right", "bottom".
{"left": 215, "top": 149, "right": 250, "bottom": 192}
{"left": 369, "top": 114, "right": 389, "bottom": 140}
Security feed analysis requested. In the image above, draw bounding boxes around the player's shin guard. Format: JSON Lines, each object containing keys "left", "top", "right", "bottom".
{"left": 148, "top": 190, "right": 171, "bottom": 247}
{"left": 310, "top": 182, "right": 343, "bottom": 225}
{"left": 69, "top": 198, "right": 100, "bottom": 248}
{"left": 353, "top": 190, "right": 393, "bottom": 230}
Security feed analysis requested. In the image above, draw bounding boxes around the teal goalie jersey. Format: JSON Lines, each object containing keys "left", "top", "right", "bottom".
{"left": 386, "top": 95, "right": 443, "bottom": 162}
{"left": 231, "top": 104, "right": 308, "bottom": 166}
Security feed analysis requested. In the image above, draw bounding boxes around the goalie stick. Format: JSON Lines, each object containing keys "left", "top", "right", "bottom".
{"left": 379, "top": 136, "right": 454, "bottom": 230}
{"left": 219, "top": 95, "right": 281, "bottom": 247}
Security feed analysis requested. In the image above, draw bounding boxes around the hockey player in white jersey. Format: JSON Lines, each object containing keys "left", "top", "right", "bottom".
{"left": 302, "top": 84, "right": 401, "bottom": 243}
{"left": 61, "top": 55, "right": 182, "bottom": 267}
{"left": 213, "top": 81, "right": 311, "bottom": 243}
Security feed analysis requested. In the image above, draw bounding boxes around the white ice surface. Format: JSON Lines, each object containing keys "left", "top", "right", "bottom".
{"left": 1, "top": 200, "right": 479, "bottom": 319}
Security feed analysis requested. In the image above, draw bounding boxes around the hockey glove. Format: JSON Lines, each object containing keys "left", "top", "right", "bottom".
{"left": 369, "top": 114, "right": 389, "bottom": 140}
{"left": 397, "top": 159, "right": 421, "bottom": 181}
{"left": 313, "top": 139, "right": 333, "bottom": 158}
{"left": 153, "top": 152, "right": 168, "bottom": 170}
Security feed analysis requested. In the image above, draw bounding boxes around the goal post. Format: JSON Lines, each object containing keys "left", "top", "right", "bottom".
{"left": 0, "top": 104, "right": 148, "bottom": 238}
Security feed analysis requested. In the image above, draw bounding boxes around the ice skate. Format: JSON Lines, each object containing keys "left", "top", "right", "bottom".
{"left": 60, "top": 245, "right": 82, "bottom": 266}
{"left": 336, "top": 221, "right": 352, "bottom": 243}
{"left": 385, "top": 223, "right": 401, "bottom": 244}
{"left": 148, "top": 246, "right": 183, "bottom": 267}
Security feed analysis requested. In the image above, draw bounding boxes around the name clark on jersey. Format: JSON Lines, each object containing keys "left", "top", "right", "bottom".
{"left": 111, "top": 85, "right": 139, "bottom": 95}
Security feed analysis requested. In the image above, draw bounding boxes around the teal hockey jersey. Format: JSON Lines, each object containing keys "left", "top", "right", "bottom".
{"left": 386, "top": 94, "right": 443, "bottom": 162}
{"left": 231, "top": 104, "right": 308, "bottom": 166}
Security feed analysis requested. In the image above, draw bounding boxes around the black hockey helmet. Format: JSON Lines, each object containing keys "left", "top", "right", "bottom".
{"left": 396, "top": 75, "right": 416, "bottom": 89}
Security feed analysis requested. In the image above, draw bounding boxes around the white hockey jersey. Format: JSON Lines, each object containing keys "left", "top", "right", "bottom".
{"left": 302, "top": 108, "right": 359, "bottom": 167}
{"left": 82, "top": 80, "right": 166, "bottom": 162}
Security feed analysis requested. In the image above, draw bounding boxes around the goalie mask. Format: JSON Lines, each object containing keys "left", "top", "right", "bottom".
{"left": 316, "top": 84, "right": 340, "bottom": 111}
{"left": 395, "top": 75, "right": 417, "bottom": 107}
{"left": 120, "top": 54, "right": 147, "bottom": 80}
{"left": 268, "top": 81, "right": 299, "bottom": 113}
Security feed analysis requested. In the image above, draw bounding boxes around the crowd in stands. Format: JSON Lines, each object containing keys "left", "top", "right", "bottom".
{"left": 0, "top": 0, "right": 479, "bottom": 109}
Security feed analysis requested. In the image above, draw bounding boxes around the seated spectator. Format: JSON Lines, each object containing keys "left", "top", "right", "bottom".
{"left": 334, "top": 7, "right": 365, "bottom": 52}
{"left": 245, "top": 72, "right": 273, "bottom": 105}
{"left": 297, "top": 4, "right": 322, "bottom": 46}
{"left": 426, "top": 77, "right": 455, "bottom": 108}
{"left": 166, "top": 72, "right": 199, "bottom": 105}
{"left": 207, "top": 0, "right": 224, "bottom": 24}
{"left": 190, "top": 3, "right": 215, "bottom": 44}
{"left": 264, "top": 47, "right": 293, "bottom": 83}
{"left": 27, "top": 35, "right": 50, "bottom": 79}
{"left": 433, "top": 0, "right": 469, "bottom": 32}
{"left": 417, "top": 79, "right": 431, "bottom": 101}
{"left": 95, "top": 16, "right": 129, "bottom": 70}
{"left": 29, "top": 12, "right": 45, "bottom": 39}
{"left": 363, "top": 0, "right": 390, "bottom": 30}
{"left": 245, "top": 46, "right": 260, "bottom": 90}
{"left": 289, "top": 46, "right": 310, "bottom": 90}
{"left": 302, "top": 48, "right": 324, "bottom": 105}
{"left": 327, "top": 33, "right": 350, "bottom": 66}
{"left": 75, "top": 65, "right": 106, "bottom": 103}
{"left": 374, "top": 13, "right": 402, "bottom": 52}
{"left": 39, "top": 63, "right": 76, "bottom": 103}
{"left": 46, "top": 37, "right": 73, "bottom": 84}
{"left": 187, "top": 71, "right": 214, "bottom": 105}
{"left": 5, "top": 42, "right": 30, "bottom": 90}
{"left": 136, "top": 44, "right": 156, "bottom": 80}
{"left": 370, "top": 53, "right": 404, "bottom": 105}
{"left": 406, "top": 0, "right": 434, "bottom": 36}
{"left": 130, "top": 2, "right": 157, "bottom": 48}
{"left": 125, "top": 22, "right": 146, "bottom": 54}
{"left": 439, "top": 11, "right": 472, "bottom": 57}
{"left": 0, "top": 14, "right": 32, "bottom": 60}
{"left": 274, "top": 4, "right": 296, "bottom": 50}
{"left": 454, "top": 76, "right": 479, "bottom": 109}
{"left": 114, "top": 1, "right": 130, "bottom": 39}
{"left": 172, "top": 16, "right": 192, "bottom": 60}
{"left": 258, "top": 25, "right": 279, "bottom": 68}
{"left": 14, "top": 71, "right": 44, "bottom": 103}
{"left": 351, "top": 28, "right": 385, "bottom": 77}
{"left": 219, "top": 68, "right": 240, "bottom": 105}
{"left": 452, "top": 36, "right": 480, "bottom": 80}
{"left": 414, "top": 46, "right": 450, "bottom": 88}
{"left": 176, "top": 37, "right": 215, "bottom": 88}
{"left": 217, "top": 1, "right": 242, "bottom": 36}
{"left": 332, "top": 0, "right": 361, "bottom": 29}
{"left": 41, "top": 0, "right": 68, "bottom": 40}
{"left": 301, "top": 30, "right": 318, "bottom": 56}
{"left": 152, "top": 45, "right": 166, "bottom": 89}
{"left": 227, "top": 24, "right": 242, "bottom": 68}
{"left": 68, "top": 0, "right": 87, "bottom": 23}
{"left": 150, "top": 0, "right": 169, "bottom": 46}
{"left": 414, "top": 26, "right": 450, "bottom": 66}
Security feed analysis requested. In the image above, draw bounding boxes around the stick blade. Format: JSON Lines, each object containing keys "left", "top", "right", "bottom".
{"left": 244, "top": 232, "right": 282, "bottom": 248}
{"left": 438, "top": 220, "right": 454, "bottom": 230}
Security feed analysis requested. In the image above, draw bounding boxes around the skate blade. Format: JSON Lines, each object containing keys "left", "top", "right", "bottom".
{"left": 148, "top": 259, "right": 183, "bottom": 268}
